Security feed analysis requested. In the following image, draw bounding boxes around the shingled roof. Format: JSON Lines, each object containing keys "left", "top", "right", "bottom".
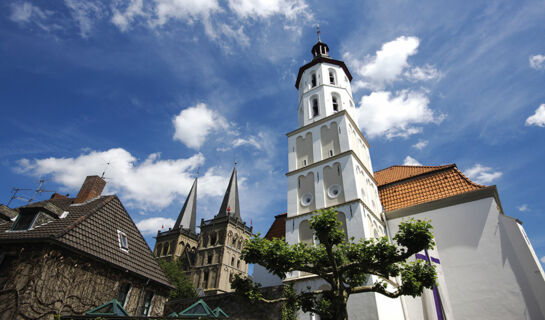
{"left": 375, "top": 164, "right": 485, "bottom": 212}
{"left": 0, "top": 196, "right": 172, "bottom": 288}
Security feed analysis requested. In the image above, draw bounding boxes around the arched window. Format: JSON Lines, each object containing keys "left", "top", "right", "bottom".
{"left": 237, "top": 260, "right": 240, "bottom": 269}
{"left": 231, "top": 257, "right": 235, "bottom": 266}
{"left": 162, "top": 242, "right": 169, "bottom": 256}
{"left": 311, "top": 72, "right": 317, "bottom": 87}
{"left": 299, "top": 220, "right": 314, "bottom": 246}
{"left": 328, "top": 69, "right": 336, "bottom": 85}
{"left": 203, "top": 271, "right": 209, "bottom": 288}
{"left": 207, "top": 252, "right": 213, "bottom": 264}
{"left": 211, "top": 232, "right": 218, "bottom": 245}
{"left": 156, "top": 243, "right": 162, "bottom": 257}
{"left": 312, "top": 98, "right": 319, "bottom": 117}
{"left": 332, "top": 95, "right": 339, "bottom": 112}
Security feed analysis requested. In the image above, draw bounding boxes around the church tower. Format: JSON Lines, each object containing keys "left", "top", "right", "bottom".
{"left": 284, "top": 34, "right": 404, "bottom": 319}
{"left": 190, "top": 166, "right": 252, "bottom": 295}
{"left": 153, "top": 177, "right": 199, "bottom": 270}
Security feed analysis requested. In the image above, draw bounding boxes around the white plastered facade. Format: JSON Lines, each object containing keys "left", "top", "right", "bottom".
{"left": 284, "top": 51, "right": 405, "bottom": 320}
{"left": 386, "top": 189, "right": 545, "bottom": 320}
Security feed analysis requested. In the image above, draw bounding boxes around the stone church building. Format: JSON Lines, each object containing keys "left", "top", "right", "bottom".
{"left": 153, "top": 166, "right": 253, "bottom": 295}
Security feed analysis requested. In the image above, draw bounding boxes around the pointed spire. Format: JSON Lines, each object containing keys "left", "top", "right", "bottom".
{"left": 174, "top": 177, "right": 197, "bottom": 232}
{"left": 217, "top": 166, "right": 240, "bottom": 219}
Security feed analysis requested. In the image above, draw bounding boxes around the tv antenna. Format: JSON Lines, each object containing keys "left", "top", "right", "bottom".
{"left": 7, "top": 178, "right": 55, "bottom": 207}
{"left": 101, "top": 161, "right": 111, "bottom": 179}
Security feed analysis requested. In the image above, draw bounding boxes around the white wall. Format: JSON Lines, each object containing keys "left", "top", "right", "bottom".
{"left": 252, "top": 263, "right": 283, "bottom": 287}
{"left": 387, "top": 197, "right": 545, "bottom": 320}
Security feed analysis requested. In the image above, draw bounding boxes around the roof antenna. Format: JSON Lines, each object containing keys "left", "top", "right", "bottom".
{"left": 101, "top": 161, "right": 110, "bottom": 179}
{"left": 317, "top": 24, "right": 321, "bottom": 42}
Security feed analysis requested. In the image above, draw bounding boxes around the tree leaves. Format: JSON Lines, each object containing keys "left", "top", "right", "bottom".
{"left": 234, "top": 208, "right": 437, "bottom": 320}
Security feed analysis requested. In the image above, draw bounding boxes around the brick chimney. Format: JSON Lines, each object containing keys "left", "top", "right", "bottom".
{"left": 74, "top": 176, "right": 106, "bottom": 204}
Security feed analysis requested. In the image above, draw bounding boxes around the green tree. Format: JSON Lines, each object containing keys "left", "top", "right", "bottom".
{"left": 232, "top": 208, "right": 437, "bottom": 320}
{"left": 158, "top": 259, "right": 197, "bottom": 300}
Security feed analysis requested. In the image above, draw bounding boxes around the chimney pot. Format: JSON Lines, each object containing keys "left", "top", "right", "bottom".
{"left": 74, "top": 176, "right": 106, "bottom": 204}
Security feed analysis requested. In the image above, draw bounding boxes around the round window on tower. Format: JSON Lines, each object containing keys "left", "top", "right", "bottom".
{"left": 327, "top": 184, "right": 342, "bottom": 199}
{"left": 300, "top": 193, "right": 314, "bottom": 207}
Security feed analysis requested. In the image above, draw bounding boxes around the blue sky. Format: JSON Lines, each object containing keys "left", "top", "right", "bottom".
{"left": 1, "top": 0, "right": 545, "bottom": 267}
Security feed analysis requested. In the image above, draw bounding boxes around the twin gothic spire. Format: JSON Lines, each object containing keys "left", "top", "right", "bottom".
{"left": 174, "top": 166, "right": 241, "bottom": 233}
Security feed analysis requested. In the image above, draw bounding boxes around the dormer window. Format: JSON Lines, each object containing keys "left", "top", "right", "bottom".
{"left": 11, "top": 212, "right": 37, "bottom": 231}
{"left": 118, "top": 230, "right": 129, "bottom": 252}
{"left": 312, "top": 98, "right": 319, "bottom": 117}
{"left": 311, "top": 73, "right": 317, "bottom": 87}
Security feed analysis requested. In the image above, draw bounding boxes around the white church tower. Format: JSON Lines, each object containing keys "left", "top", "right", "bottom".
{"left": 284, "top": 33, "right": 405, "bottom": 319}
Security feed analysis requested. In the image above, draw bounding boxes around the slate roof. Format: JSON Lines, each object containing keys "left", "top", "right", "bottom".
{"left": 216, "top": 167, "right": 241, "bottom": 220}
{"left": 375, "top": 164, "right": 485, "bottom": 212}
{"left": 0, "top": 196, "right": 172, "bottom": 288}
{"left": 174, "top": 177, "right": 198, "bottom": 232}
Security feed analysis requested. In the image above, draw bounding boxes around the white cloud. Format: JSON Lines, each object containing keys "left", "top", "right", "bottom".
{"left": 403, "top": 156, "right": 422, "bottom": 166}
{"left": 9, "top": 2, "right": 54, "bottom": 32}
{"left": 64, "top": 0, "right": 106, "bottom": 38}
{"left": 152, "top": 0, "right": 220, "bottom": 26}
{"left": 111, "top": 0, "right": 145, "bottom": 32}
{"left": 529, "top": 55, "right": 545, "bottom": 70}
{"left": 218, "top": 24, "right": 250, "bottom": 47}
{"left": 172, "top": 103, "right": 230, "bottom": 149}
{"left": 525, "top": 104, "right": 545, "bottom": 127}
{"left": 356, "top": 90, "right": 444, "bottom": 139}
{"left": 15, "top": 148, "right": 230, "bottom": 210}
{"left": 405, "top": 64, "right": 442, "bottom": 82}
{"left": 136, "top": 217, "right": 175, "bottom": 235}
{"left": 344, "top": 36, "right": 420, "bottom": 90}
{"left": 464, "top": 164, "right": 502, "bottom": 185}
{"left": 227, "top": 0, "right": 309, "bottom": 19}
{"left": 517, "top": 204, "right": 529, "bottom": 212}
{"left": 412, "top": 140, "right": 428, "bottom": 150}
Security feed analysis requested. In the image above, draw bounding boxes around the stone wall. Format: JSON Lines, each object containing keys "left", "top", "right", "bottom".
{"left": 0, "top": 245, "right": 168, "bottom": 320}
{"left": 165, "top": 285, "right": 284, "bottom": 320}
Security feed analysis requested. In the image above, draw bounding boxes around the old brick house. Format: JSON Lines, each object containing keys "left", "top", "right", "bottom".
{"left": 0, "top": 175, "right": 173, "bottom": 319}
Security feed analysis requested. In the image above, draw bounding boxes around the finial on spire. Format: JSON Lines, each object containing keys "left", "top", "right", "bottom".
{"left": 317, "top": 24, "right": 321, "bottom": 42}
{"left": 196, "top": 167, "right": 200, "bottom": 178}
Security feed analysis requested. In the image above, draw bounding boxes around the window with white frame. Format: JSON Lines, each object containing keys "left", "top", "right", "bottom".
{"left": 328, "top": 69, "right": 336, "bottom": 85}
{"left": 312, "top": 98, "right": 319, "bottom": 117}
{"left": 311, "top": 72, "right": 317, "bottom": 87}
{"left": 140, "top": 291, "right": 153, "bottom": 316}
{"left": 117, "top": 230, "right": 129, "bottom": 252}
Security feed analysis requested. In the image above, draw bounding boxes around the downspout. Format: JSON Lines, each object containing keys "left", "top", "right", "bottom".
{"left": 382, "top": 211, "right": 410, "bottom": 320}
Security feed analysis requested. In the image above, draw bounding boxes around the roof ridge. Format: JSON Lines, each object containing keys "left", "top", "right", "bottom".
{"left": 378, "top": 164, "right": 457, "bottom": 188}
{"left": 55, "top": 196, "right": 115, "bottom": 239}
{"left": 374, "top": 163, "right": 454, "bottom": 174}
{"left": 453, "top": 166, "right": 487, "bottom": 188}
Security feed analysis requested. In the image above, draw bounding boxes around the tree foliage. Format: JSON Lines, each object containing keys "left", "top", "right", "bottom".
{"left": 232, "top": 208, "right": 437, "bottom": 320}
{"left": 158, "top": 259, "right": 197, "bottom": 300}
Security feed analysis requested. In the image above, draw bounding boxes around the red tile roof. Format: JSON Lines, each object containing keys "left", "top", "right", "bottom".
{"left": 376, "top": 164, "right": 485, "bottom": 212}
